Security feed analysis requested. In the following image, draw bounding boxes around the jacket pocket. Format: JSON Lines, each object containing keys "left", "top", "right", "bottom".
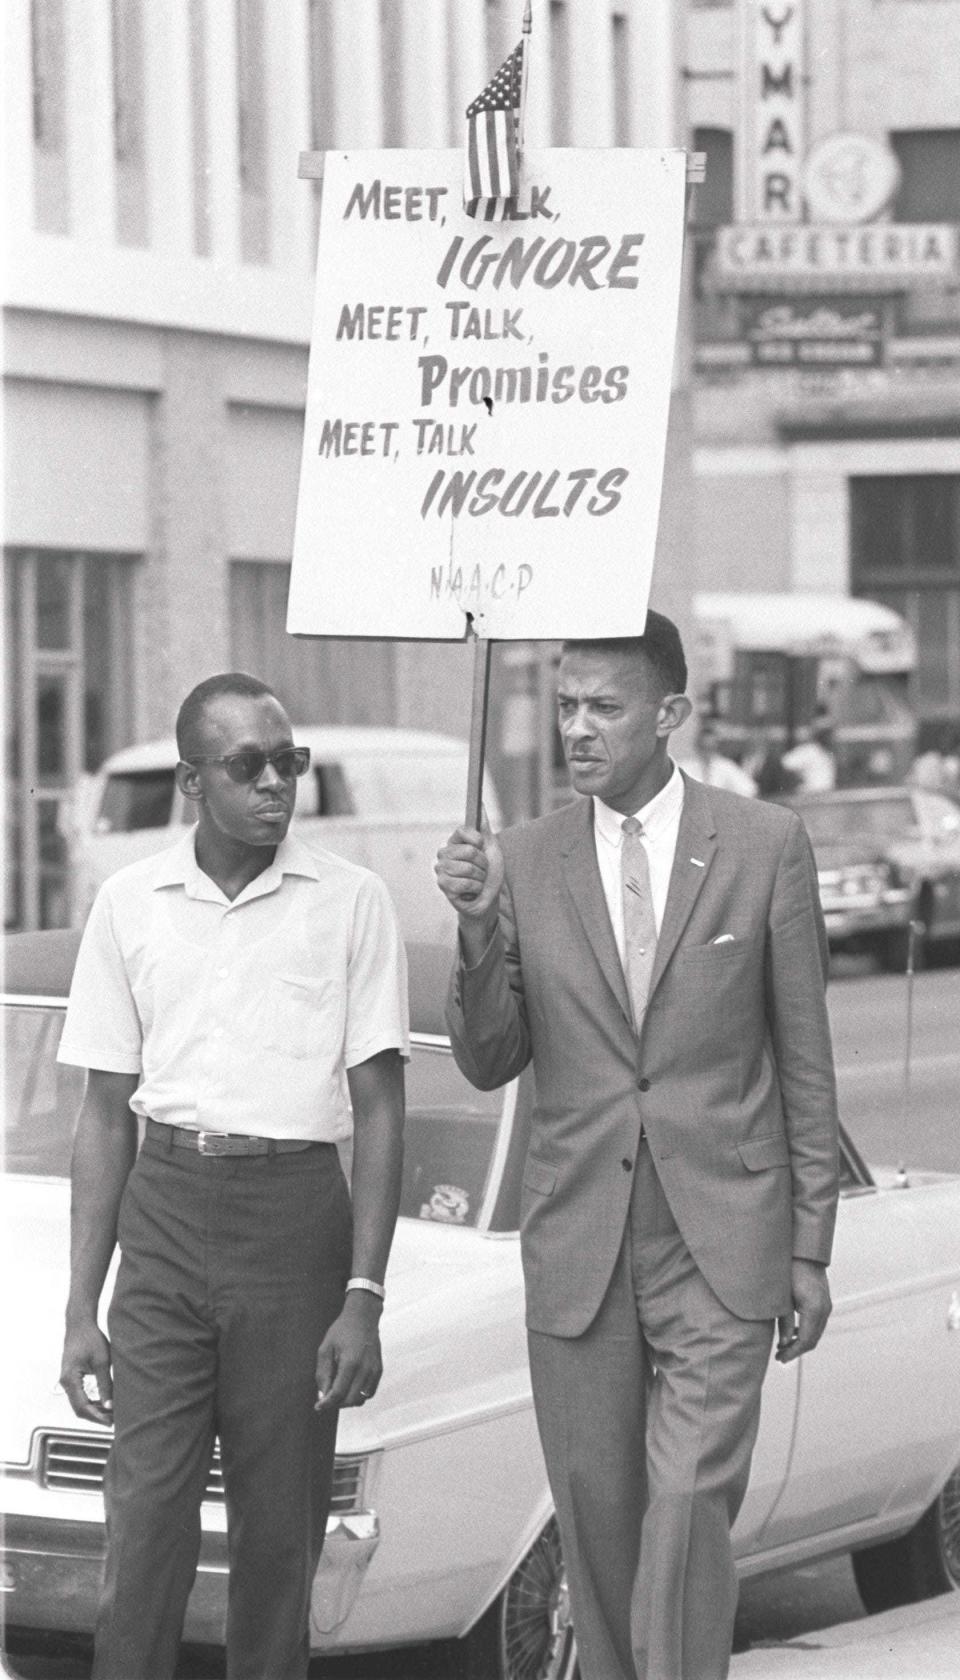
{"left": 523, "top": 1157, "right": 558, "bottom": 1195}
{"left": 737, "top": 1134, "right": 790, "bottom": 1172}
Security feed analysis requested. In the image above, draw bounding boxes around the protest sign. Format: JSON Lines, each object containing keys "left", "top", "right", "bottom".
{"left": 288, "top": 147, "right": 686, "bottom": 640}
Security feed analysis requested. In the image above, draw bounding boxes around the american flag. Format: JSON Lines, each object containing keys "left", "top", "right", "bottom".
{"left": 464, "top": 40, "right": 525, "bottom": 220}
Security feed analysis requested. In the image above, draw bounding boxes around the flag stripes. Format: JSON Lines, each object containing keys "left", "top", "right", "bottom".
{"left": 464, "top": 39, "right": 524, "bottom": 220}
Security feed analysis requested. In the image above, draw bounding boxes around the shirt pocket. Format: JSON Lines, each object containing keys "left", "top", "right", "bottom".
{"left": 259, "top": 973, "right": 337, "bottom": 1059}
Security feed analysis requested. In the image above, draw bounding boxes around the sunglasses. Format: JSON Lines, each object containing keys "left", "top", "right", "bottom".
{"left": 184, "top": 746, "right": 311, "bottom": 784}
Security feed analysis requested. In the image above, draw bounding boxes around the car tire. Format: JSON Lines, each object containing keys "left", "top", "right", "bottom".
{"left": 852, "top": 1463, "right": 960, "bottom": 1613}
{"left": 453, "top": 1517, "right": 579, "bottom": 1680}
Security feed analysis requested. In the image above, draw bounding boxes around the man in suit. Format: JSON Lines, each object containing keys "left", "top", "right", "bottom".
{"left": 435, "top": 612, "right": 839, "bottom": 1680}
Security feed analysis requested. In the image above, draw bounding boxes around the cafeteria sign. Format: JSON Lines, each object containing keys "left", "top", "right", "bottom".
{"left": 715, "top": 222, "right": 958, "bottom": 290}
{"left": 288, "top": 148, "right": 686, "bottom": 641}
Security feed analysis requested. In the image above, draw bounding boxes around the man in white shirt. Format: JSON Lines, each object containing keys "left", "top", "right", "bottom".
{"left": 678, "top": 717, "right": 757, "bottom": 798}
{"left": 781, "top": 720, "right": 837, "bottom": 793}
{"left": 58, "top": 673, "right": 408, "bottom": 1680}
{"left": 435, "top": 613, "right": 838, "bottom": 1680}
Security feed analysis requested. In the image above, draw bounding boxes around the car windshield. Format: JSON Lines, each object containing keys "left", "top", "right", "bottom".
{"left": 798, "top": 797, "right": 916, "bottom": 845}
{"left": 399, "top": 1042, "right": 507, "bottom": 1227}
{"left": 97, "top": 770, "right": 176, "bottom": 833}
{"left": 3, "top": 1008, "right": 508, "bottom": 1228}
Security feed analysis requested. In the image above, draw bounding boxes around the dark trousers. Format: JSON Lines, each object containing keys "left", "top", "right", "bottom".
{"left": 93, "top": 1133, "right": 353, "bottom": 1680}
{"left": 528, "top": 1141, "right": 773, "bottom": 1680}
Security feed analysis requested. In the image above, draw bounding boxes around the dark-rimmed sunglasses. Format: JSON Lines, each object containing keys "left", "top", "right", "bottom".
{"left": 184, "top": 746, "right": 311, "bottom": 784}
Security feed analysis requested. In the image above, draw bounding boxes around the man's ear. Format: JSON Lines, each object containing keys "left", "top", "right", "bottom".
{"left": 656, "top": 693, "right": 693, "bottom": 737}
{"left": 176, "top": 760, "right": 203, "bottom": 805}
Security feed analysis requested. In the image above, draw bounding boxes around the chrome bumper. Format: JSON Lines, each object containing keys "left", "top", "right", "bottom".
{"left": 821, "top": 893, "right": 912, "bottom": 943}
{"left": 2, "top": 1509, "right": 380, "bottom": 1646}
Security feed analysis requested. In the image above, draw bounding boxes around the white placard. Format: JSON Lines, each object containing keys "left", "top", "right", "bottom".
{"left": 288, "top": 148, "right": 686, "bottom": 641}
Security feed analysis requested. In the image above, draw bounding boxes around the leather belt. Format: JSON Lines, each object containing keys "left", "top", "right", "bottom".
{"left": 146, "top": 1119, "right": 317, "bottom": 1157}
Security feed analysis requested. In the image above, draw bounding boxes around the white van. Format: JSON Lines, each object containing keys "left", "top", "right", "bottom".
{"left": 68, "top": 727, "right": 500, "bottom": 942}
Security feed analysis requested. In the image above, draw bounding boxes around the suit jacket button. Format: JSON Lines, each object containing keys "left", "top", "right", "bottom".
{"left": 621, "top": 1158, "right": 633, "bottom": 1172}
{"left": 637, "top": 1077, "right": 651, "bottom": 1092}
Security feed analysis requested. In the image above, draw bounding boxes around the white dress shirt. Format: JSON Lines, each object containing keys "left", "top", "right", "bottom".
{"left": 58, "top": 830, "right": 409, "bottom": 1141}
{"left": 592, "top": 762, "right": 685, "bottom": 962}
{"left": 677, "top": 751, "right": 757, "bottom": 798}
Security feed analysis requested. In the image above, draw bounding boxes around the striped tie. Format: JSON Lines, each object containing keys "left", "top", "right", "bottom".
{"left": 621, "top": 816, "right": 657, "bottom": 1026}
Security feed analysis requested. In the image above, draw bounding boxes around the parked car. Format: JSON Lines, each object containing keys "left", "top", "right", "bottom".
{"left": 781, "top": 785, "right": 960, "bottom": 969}
{"left": 63, "top": 727, "right": 501, "bottom": 943}
{"left": 2, "top": 931, "right": 959, "bottom": 1679}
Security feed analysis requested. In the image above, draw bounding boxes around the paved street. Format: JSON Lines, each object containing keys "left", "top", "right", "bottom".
{"left": 4, "top": 961, "right": 958, "bottom": 1679}
{"left": 828, "top": 958, "right": 960, "bottom": 1174}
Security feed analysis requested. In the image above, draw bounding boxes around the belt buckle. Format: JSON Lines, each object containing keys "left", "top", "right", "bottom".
{"left": 197, "top": 1130, "right": 232, "bottom": 1156}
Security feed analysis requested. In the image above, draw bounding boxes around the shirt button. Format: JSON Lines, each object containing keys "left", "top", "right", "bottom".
{"left": 621, "top": 1157, "right": 633, "bottom": 1173}
{"left": 638, "top": 1077, "right": 651, "bottom": 1092}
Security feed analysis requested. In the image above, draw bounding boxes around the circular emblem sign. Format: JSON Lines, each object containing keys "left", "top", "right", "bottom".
{"left": 802, "top": 133, "right": 901, "bottom": 225}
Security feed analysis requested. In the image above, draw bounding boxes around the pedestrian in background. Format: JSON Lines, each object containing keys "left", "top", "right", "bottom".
{"left": 57, "top": 672, "right": 408, "bottom": 1680}
{"left": 677, "top": 715, "right": 757, "bottom": 797}
{"left": 781, "top": 715, "right": 837, "bottom": 793}
{"left": 909, "top": 727, "right": 960, "bottom": 794}
{"left": 435, "top": 611, "right": 839, "bottom": 1680}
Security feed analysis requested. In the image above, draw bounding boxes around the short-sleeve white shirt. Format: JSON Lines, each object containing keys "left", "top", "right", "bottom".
{"left": 57, "top": 830, "right": 410, "bottom": 1142}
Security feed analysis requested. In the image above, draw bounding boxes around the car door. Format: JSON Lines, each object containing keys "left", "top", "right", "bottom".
{"left": 753, "top": 1157, "right": 950, "bottom": 1551}
{"left": 732, "top": 1359, "right": 799, "bottom": 1556}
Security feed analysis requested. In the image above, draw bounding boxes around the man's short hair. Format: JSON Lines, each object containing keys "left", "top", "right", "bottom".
{"left": 176, "top": 672, "right": 279, "bottom": 760}
{"left": 561, "top": 609, "right": 687, "bottom": 697}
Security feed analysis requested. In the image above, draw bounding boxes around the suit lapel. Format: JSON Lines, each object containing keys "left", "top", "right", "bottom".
{"left": 648, "top": 774, "right": 718, "bottom": 998}
{"left": 560, "top": 801, "right": 632, "bottom": 1023}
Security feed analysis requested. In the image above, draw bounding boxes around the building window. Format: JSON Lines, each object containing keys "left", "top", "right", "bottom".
{"left": 612, "top": 13, "right": 630, "bottom": 147}
{"left": 188, "top": 0, "right": 211, "bottom": 256}
{"left": 4, "top": 551, "right": 136, "bottom": 929}
{"left": 111, "top": 0, "right": 148, "bottom": 245}
{"left": 30, "top": 0, "right": 69, "bottom": 233}
{"left": 235, "top": 0, "right": 269, "bottom": 262}
{"left": 378, "top": 0, "right": 404, "bottom": 147}
{"left": 486, "top": 0, "right": 516, "bottom": 71}
{"left": 851, "top": 476, "right": 960, "bottom": 726}
{"left": 308, "top": 0, "right": 334, "bottom": 152}
{"left": 891, "top": 130, "right": 960, "bottom": 222}
{"left": 689, "top": 127, "right": 738, "bottom": 341}
{"left": 549, "top": 2, "right": 570, "bottom": 146}
{"left": 691, "top": 127, "right": 733, "bottom": 228}
{"left": 852, "top": 476, "right": 960, "bottom": 577}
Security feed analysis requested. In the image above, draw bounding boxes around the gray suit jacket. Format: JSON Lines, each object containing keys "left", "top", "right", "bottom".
{"left": 446, "top": 775, "right": 839, "bottom": 1336}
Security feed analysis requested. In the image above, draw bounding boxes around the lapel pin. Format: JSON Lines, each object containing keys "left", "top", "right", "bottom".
{"left": 690, "top": 857, "right": 705, "bottom": 868}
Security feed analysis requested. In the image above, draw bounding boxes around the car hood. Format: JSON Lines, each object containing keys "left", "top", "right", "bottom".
{"left": 0, "top": 1178, "right": 530, "bottom": 1468}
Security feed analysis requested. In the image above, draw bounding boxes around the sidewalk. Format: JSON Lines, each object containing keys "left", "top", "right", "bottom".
{"left": 731, "top": 1592, "right": 960, "bottom": 1678}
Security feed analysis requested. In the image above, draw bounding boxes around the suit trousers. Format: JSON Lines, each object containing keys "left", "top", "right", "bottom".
{"left": 93, "top": 1132, "right": 353, "bottom": 1680}
{"left": 527, "top": 1141, "right": 773, "bottom": 1680}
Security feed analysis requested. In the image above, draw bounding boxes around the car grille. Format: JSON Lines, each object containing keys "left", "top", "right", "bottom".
{"left": 37, "top": 1431, "right": 365, "bottom": 1513}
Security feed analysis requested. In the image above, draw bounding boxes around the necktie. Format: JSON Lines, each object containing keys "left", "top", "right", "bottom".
{"left": 621, "top": 816, "right": 657, "bottom": 1027}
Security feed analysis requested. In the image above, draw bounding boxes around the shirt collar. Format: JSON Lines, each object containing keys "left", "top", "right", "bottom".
{"left": 152, "top": 827, "right": 322, "bottom": 900}
{"left": 593, "top": 760, "right": 685, "bottom": 848}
